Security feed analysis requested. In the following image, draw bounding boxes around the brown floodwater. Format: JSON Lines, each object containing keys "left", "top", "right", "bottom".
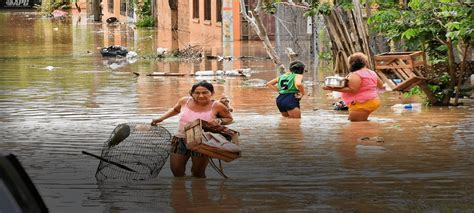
{"left": 0, "top": 12, "right": 473, "bottom": 212}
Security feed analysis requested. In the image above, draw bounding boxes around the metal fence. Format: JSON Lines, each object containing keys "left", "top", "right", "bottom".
{"left": 275, "top": 4, "right": 321, "bottom": 78}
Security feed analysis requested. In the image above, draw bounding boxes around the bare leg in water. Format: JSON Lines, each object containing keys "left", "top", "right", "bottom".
{"left": 348, "top": 110, "right": 370, "bottom": 122}
{"left": 287, "top": 107, "right": 301, "bottom": 118}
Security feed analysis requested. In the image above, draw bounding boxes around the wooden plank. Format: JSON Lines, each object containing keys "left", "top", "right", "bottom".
{"left": 346, "top": 10, "right": 361, "bottom": 52}
{"left": 377, "top": 71, "right": 397, "bottom": 89}
{"left": 334, "top": 8, "right": 356, "bottom": 53}
{"left": 392, "top": 68, "right": 407, "bottom": 80}
{"left": 392, "top": 76, "right": 425, "bottom": 92}
{"left": 402, "top": 78, "right": 424, "bottom": 91}
{"left": 413, "top": 60, "right": 426, "bottom": 67}
{"left": 394, "top": 59, "right": 416, "bottom": 78}
{"left": 392, "top": 69, "right": 405, "bottom": 80}
{"left": 408, "top": 51, "right": 424, "bottom": 57}
{"left": 375, "top": 51, "right": 426, "bottom": 70}
{"left": 330, "top": 11, "right": 351, "bottom": 55}
{"left": 413, "top": 68, "right": 425, "bottom": 78}
{"left": 336, "top": 10, "right": 354, "bottom": 55}
{"left": 147, "top": 72, "right": 186, "bottom": 76}
{"left": 352, "top": 0, "right": 373, "bottom": 67}
{"left": 374, "top": 65, "right": 417, "bottom": 69}
{"left": 325, "top": 17, "right": 343, "bottom": 51}
{"left": 375, "top": 53, "right": 414, "bottom": 60}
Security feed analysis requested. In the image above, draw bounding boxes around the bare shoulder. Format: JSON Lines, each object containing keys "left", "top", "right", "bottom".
{"left": 348, "top": 72, "right": 361, "bottom": 80}
{"left": 213, "top": 100, "right": 227, "bottom": 110}
{"left": 177, "top": 97, "right": 191, "bottom": 105}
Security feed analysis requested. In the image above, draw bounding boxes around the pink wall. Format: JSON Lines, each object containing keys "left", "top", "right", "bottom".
{"left": 101, "top": 0, "right": 133, "bottom": 23}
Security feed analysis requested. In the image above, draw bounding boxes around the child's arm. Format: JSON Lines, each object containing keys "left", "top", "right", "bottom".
{"left": 266, "top": 78, "right": 279, "bottom": 93}
{"left": 295, "top": 74, "right": 305, "bottom": 96}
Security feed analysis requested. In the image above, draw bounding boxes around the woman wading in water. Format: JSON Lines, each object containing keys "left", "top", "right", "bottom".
{"left": 323, "top": 52, "right": 384, "bottom": 121}
{"left": 151, "top": 81, "right": 233, "bottom": 178}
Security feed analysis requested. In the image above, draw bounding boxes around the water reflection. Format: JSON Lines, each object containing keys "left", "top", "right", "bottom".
{"left": 275, "top": 118, "right": 306, "bottom": 157}
{"left": 170, "top": 178, "right": 242, "bottom": 212}
{"left": 96, "top": 180, "right": 173, "bottom": 212}
{"left": 0, "top": 11, "right": 473, "bottom": 212}
{"left": 338, "top": 121, "right": 386, "bottom": 168}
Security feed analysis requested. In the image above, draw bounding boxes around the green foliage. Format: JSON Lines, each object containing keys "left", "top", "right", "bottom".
{"left": 368, "top": 0, "right": 472, "bottom": 105}
{"left": 36, "top": 0, "right": 69, "bottom": 13}
{"left": 318, "top": 51, "right": 332, "bottom": 61}
{"left": 262, "top": 0, "right": 281, "bottom": 15}
{"left": 136, "top": 0, "right": 152, "bottom": 18}
{"left": 135, "top": 0, "right": 155, "bottom": 28}
{"left": 136, "top": 15, "right": 155, "bottom": 28}
{"left": 368, "top": 1, "right": 473, "bottom": 64}
{"left": 427, "top": 72, "right": 452, "bottom": 102}
{"left": 304, "top": 0, "right": 354, "bottom": 17}
{"left": 403, "top": 86, "right": 422, "bottom": 98}
{"left": 339, "top": 1, "right": 354, "bottom": 10}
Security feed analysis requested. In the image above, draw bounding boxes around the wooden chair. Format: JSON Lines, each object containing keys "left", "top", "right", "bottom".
{"left": 374, "top": 51, "right": 426, "bottom": 92}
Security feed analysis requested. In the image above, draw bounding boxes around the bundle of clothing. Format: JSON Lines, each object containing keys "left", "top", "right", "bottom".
{"left": 333, "top": 100, "right": 349, "bottom": 111}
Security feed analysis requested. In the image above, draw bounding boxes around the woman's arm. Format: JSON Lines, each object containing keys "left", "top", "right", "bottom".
{"left": 151, "top": 98, "right": 184, "bottom": 125}
{"left": 214, "top": 102, "right": 234, "bottom": 125}
{"left": 266, "top": 78, "right": 279, "bottom": 92}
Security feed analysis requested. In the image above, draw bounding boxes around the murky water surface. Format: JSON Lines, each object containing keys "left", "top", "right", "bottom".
{"left": 1, "top": 12, "right": 473, "bottom": 212}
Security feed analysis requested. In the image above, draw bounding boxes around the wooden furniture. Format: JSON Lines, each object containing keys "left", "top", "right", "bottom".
{"left": 185, "top": 119, "right": 240, "bottom": 162}
{"left": 374, "top": 51, "right": 426, "bottom": 92}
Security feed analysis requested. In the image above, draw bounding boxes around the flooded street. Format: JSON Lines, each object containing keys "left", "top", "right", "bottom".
{"left": 1, "top": 12, "right": 473, "bottom": 212}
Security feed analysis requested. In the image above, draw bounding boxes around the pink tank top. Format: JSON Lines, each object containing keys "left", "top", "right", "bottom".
{"left": 176, "top": 98, "right": 216, "bottom": 137}
{"left": 341, "top": 69, "right": 379, "bottom": 104}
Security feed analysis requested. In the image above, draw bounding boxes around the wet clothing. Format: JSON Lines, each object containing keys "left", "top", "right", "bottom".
{"left": 173, "top": 97, "right": 216, "bottom": 157}
{"left": 277, "top": 73, "right": 299, "bottom": 94}
{"left": 275, "top": 72, "right": 302, "bottom": 112}
{"left": 276, "top": 93, "right": 300, "bottom": 112}
{"left": 171, "top": 137, "right": 203, "bottom": 157}
{"left": 341, "top": 68, "right": 380, "bottom": 112}
{"left": 176, "top": 98, "right": 216, "bottom": 137}
{"left": 348, "top": 98, "right": 380, "bottom": 112}
{"left": 341, "top": 68, "right": 379, "bottom": 104}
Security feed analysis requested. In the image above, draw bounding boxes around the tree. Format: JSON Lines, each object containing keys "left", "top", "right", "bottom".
{"left": 240, "top": 0, "right": 368, "bottom": 74}
{"left": 368, "top": 0, "right": 473, "bottom": 105}
{"left": 240, "top": 0, "right": 284, "bottom": 72}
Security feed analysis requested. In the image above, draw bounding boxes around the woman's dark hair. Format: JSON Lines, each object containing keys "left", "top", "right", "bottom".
{"left": 190, "top": 81, "right": 214, "bottom": 95}
{"left": 348, "top": 52, "right": 368, "bottom": 72}
{"left": 289, "top": 60, "right": 305, "bottom": 74}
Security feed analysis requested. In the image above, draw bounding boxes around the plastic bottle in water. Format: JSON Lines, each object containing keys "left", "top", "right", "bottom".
{"left": 405, "top": 103, "right": 422, "bottom": 109}
{"left": 391, "top": 103, "right": 422, "bottom": 111}
{"left": 404, "top": 104, "right": 414, "bottom": 109}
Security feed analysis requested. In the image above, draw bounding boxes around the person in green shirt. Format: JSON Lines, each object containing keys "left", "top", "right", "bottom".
{"left": 266, "top": 60, "right": 306, "bottom": 118}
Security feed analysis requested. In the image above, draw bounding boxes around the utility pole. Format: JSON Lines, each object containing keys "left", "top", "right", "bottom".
{"left": 92, "top": 0, "right": 101, "bottom": 22}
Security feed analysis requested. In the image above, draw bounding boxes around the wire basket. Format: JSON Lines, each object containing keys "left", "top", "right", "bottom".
{"left": 95, "top": 123, "right": 172, "bottom": 181}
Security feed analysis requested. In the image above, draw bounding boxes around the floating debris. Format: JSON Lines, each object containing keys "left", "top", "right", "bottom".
{"left": 100, "top": 45, "right": 128, "bottom": 57}
{"left": 41, "top": 66, "right": 58, "bottom": 71}
{"left": 146, "top": 72, "right": 185, "bottom": 77}
{"left": 357, "top": 136, "right": 384, "bottom": 143}
{"left": 242, "top": 79, "right": 267, "bottom": 87}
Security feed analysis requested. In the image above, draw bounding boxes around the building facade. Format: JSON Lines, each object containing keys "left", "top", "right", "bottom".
{"left": 100, "top": 0, "right": 276, "bottom": 44}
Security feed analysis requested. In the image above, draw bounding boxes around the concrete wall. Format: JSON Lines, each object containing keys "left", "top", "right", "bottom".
{"left": 101, "top": 0, "right": 134, "bottom": 23}
{"left": 156, "top": 0, "right": 228, "bottom": 54}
